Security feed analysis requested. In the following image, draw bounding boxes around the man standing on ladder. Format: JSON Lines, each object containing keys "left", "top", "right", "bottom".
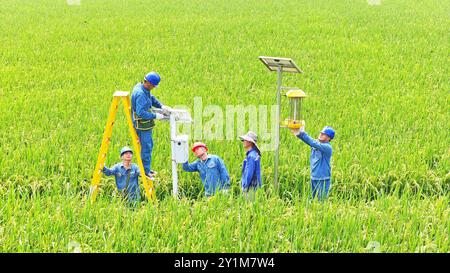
{"left": 131, "top": 71, "right": 172, "bottom": 178}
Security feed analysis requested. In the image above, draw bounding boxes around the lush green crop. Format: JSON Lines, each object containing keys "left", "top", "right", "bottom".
{"left": 1, "top": 191, "right": 448, "bottom": 252}
{"left": 0, "top": 0, "right": 448, "bottom": 252}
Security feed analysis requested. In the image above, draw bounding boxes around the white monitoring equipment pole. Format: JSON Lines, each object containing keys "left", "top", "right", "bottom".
{"left": 154, "top": 108, "right": 192, "bottom": 197}
{"left": 258, "top": 56, "right": 303, "bottom": 189}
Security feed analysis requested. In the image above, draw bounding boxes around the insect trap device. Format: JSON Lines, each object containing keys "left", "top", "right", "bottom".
{"left": 280, "top": 88, "right": 306, "bottom": 129}
{"left": 154, "top": 108, "right": 192, "bottom": 197}
{"left": 258, "top": 56, "right": 304, "bottom": 188}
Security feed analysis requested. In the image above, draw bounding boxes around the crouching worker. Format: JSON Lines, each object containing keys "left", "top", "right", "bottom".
{"left": 102, "top": 146, "right": 141, "bottom": 203}
{"left": 290, "top": 125, "right": 335, "bottom": 201}
{"left": 182, "top": 142, "right": 230, "bottom": 197}
{"left": 239, "top": 131, "right": 261, "bottom": 196}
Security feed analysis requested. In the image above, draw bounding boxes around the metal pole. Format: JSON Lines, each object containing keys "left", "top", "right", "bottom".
{"left": 293, "top": 100, "right": 297, "bottom": 121}
{"left": 170, "top": 114, "right": 178, "bottom": 197}
{"left": 172, "top": 158, "right": 178, "bottom": 197}
{"left": 274, "top": 65, "right": 282, "bottom": 189}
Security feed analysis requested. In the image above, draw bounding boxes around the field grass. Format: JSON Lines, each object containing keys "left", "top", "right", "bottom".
{"left": 0, "top": 0, "right": 448, "bottom": 252}
{"left": 1, "top": 191, "right": 448, "bottom": 252}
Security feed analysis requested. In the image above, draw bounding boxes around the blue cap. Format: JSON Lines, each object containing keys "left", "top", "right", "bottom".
{"left": 321, "top": 126, "right": 335, "bottom": 140}
{"left": 120, "top": 146, "right": 133, "bottom": 157}
{"left": 144, "top": 72, "right": 161, "bottom": 87}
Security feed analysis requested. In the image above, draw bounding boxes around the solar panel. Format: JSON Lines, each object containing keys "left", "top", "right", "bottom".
{"left": 259, "top": 56, "right": 303, "bottom": 73}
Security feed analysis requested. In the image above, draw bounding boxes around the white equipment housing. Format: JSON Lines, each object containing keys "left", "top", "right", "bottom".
{"left": 154, "top": 108, "right": 192, "bottom": 197}
{"left": 172, "top": 135, "right": 189, "bottom": 164}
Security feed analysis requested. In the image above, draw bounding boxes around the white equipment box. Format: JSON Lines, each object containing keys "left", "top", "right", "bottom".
{"left": 171, "top": 135, "right": 189, "bottom": 164}
{"left": 154, "top": 107, "right": 192, "bottom": 197}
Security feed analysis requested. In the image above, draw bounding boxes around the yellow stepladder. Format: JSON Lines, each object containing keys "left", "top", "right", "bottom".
{"left": 89, "top": 91, "right": 156, "bottom": 203}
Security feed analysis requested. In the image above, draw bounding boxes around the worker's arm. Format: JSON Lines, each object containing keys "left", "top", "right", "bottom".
{"left": 135, "top": 93, "right": 156, "bottom": 120}
{"left": 297, "top": 132, "right": 332, "bottom": 155}
{"left": 102, "top": 165, "right": 117, "bottom": 176}
{"left": 217, "top": 157, "right": 230, "bottom": 188}
{"left": 242, "top": 156, "right": 256, "bottom": 190}
{"left": 151, "top": 95, "right": 163, "bottom": 109}
{"left": 135, "top": 165, "right": 141, "bottom": 176}
{"left": 182, "top": 160, "right": 198, "bottom": 172}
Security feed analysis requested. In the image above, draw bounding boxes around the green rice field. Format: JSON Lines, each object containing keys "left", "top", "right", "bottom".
{"left": 0, "top": 0, "right": 448, "bottom": 252}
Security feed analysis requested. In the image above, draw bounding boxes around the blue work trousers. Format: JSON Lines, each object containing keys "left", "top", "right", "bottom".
{"left": 136, "top": 129, "right": 153, "bottom": 175}
{"left": 311, "top": 179, "right": 331, "bottom": 201}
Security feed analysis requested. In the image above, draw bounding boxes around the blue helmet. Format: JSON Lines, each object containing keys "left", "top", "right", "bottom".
{"left": 321, "top": 126, "right": 335, "bottom": 140}
{"left": 144, "top": 72, "right": 161, "bottom": 87}
{"left": 120, "top": 146, "right": 133, "bottom": 157}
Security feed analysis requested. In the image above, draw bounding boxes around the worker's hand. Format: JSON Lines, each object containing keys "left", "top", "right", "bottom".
{"left": 155, "top": 113, "right": 165, "bottom": 120}
{"left": 290, "top": 123, "right": 305, "bottom": 136}
{"left": 300, "top": 123, "right": 305, "bottom": 133}
{"left": 161, "top": 105, "right": 172, "bottom": 115}
{"left": 290, "top": 128, "right": 300, "bottom": 136}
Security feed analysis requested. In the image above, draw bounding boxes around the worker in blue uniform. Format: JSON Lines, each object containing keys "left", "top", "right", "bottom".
{"left": 102, "top": 146, "right": 141, "bottom": 203}
{"left": 182, "top": 142, "right": 230, "bottom": 197}
{"left": 239, "top": 131, "right": 262, "bottom": 195}
{"left": 291, "top": 124, "right": 335, "bottom": 201}
{"left": 131, "top": 72, "right": 172, "bottom": 178}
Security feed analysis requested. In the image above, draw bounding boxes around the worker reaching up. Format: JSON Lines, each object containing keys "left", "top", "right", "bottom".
{"left": 290, "top": 124, "right": 335, "bottom": 201}
{"left": 131, "top": 71, "right": 172, "bottom": 178}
